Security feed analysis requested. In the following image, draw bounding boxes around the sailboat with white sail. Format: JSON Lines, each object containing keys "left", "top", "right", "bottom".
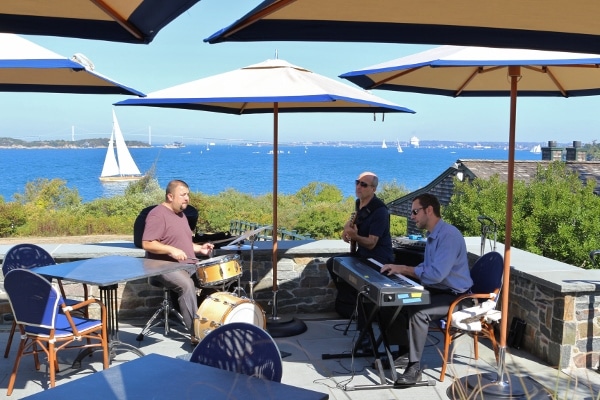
{"left": 530, "top": 144, "right": 542, "bottom": 154}
{"left": 396, "top": 139, "right": 403, "bottom": 153}
{"left": 99, "top": 110, "right": 144, "bottom": 182}
{"left": 381, "top": 139, "right": 388, "bottom": 149}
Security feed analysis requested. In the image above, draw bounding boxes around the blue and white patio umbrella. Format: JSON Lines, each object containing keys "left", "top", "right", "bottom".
{"left": 116, "top": 58, "right": 414, "bottom": 327}
{"left": 0, "top": 0, "right": 200, "bottom": 44}
{"left": 0, "top": 33, "right": 144, "bottom": 96}
{"left": 205, "top": 0, "right": 600, "bottom": 54}
{"left": 341, "top": 45, "right": 600, "bottom": 396}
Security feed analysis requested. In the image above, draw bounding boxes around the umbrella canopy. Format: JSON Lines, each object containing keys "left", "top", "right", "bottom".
{"left": 0, "top": 33, "right": 144, "bottom": 95}
{"left": 0, "top": 0, "right": 200, "bottom": 44}
{"left": 340, "top": 45, "right": 600, "bottom": 393}
{"left": 205, "top": 0, "right": 600, "bottom": 54}
{"left": 116, "top": 58, "right": 414, "bottom": 317}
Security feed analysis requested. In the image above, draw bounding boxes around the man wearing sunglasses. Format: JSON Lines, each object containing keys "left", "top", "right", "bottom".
{"left": 326, "top": 171, "right": 394, "bottom": 348}
{"left": 380, "top": 193, "right": 472, "bottom": 385}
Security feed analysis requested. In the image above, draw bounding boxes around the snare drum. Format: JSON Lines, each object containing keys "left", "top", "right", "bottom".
{"left": 194, "top": 292, "right": 266, "bottom": 340}
{"left": 196, "top": 254, "right": 242, "bottom": 286}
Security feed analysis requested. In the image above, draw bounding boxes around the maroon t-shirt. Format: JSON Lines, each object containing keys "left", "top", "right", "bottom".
{"left": 142, "top": 204, "right": 195, "bottom": 262}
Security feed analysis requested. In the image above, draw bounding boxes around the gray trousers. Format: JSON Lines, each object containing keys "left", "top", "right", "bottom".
{"left": 152, "top": 268, "right": 198, "bottom": 336}
{"left": 385, "top": 293, "right": 459, "bottom": 363}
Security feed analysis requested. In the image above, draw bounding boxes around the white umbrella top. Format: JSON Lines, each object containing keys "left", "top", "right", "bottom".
{"left": 341, "top": 46, "right": 600, "bottom": 97}
{"left": 0, "top": 33, "right": 144, "bottom": 96}
{"left": 117, "top": 59, "right": 413, "bottom": 114}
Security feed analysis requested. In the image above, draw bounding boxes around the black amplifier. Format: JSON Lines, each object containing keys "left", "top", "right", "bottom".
{"left": 392, "top": 236, "right": 426, "bottom": 266}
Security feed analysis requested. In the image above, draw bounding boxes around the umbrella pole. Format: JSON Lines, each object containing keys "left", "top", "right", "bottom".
{"left": 448, "top": 67, "right": 550, "bottom": 399}
{"left": 265, "top": 103, "right": 307, "bottom": 339}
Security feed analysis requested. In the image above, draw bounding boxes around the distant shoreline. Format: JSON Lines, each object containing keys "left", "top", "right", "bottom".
{"left": 0, "top": 145, "right": 149, "bottom": 149}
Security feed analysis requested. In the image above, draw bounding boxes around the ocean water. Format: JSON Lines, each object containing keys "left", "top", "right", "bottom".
{"left": 0, "top": 144, "right": 541, "bottom": 203}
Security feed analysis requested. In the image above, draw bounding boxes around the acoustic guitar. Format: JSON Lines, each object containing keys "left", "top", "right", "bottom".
{"left": 348, "top": 212, "right": 357, "bottom": 254}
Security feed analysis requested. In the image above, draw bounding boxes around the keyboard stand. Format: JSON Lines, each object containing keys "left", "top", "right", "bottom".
{"left": 322, "top": 294, "right": 407, "bottom": 390}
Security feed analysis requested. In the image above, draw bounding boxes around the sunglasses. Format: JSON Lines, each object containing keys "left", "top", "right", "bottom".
{"left": 355, "top": 180, "right": 371, "bottom": 188}
{"left": 411, "top": 207, "right": 424, "bottom": 215}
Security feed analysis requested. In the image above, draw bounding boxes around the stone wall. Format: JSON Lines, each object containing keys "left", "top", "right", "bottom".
{"left": 114, "top": 251, "right": 337, "bottom": 322}
{"left": 509, "top": 270, "right": 600, "bottom": 370}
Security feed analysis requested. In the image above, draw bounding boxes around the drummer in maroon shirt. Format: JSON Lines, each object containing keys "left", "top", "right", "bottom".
{"left": 142, "top": 179, "right": 214, "bottom": 345}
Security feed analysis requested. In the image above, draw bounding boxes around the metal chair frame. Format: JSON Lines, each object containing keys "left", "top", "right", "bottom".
{"left": 4, "top": 269, "right": 108, "bottom": 396}
{"left": 2, "top": 243, "right": 88, "bottom": 358}
{"left": 431, "top": 251, "right": 504, "bottom": 382}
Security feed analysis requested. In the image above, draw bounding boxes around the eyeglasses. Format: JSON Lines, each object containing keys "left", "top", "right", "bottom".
{"left": 411, "top": 207, "right": 424, "bottom": 215}
{"left": 355, "top": 180, "right": 372, "bottom": 188}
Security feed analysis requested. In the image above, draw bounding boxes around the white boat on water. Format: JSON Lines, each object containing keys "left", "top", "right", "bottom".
{"left": 530, "top": 144, "right": 542, "bottom": 153}
{"left": 99, "top": 110, "right": 144, "bottom": 182}
{"left": 396, "top": 139, "right": 403, "bottom": 153}
{"left": 381, "top": 139, "right": 388, "bottom": 149}
{"left": 164, "top": 141, "right": 185, "bottom": 149}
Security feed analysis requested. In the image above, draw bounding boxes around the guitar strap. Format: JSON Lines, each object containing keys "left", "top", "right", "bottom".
{"left": 354, "top": 195, "right": 386, "bottom": 227}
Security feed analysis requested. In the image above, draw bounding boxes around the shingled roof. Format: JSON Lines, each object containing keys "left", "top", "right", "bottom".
{"left": 387, "top": 159, "right": 600, "bottom": 235}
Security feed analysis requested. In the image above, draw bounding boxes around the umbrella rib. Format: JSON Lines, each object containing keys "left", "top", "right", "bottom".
{"left": 524, "top": 66, "right": 568, "bottom": 96}
{"left": 221, "top": 0, "right": 297, "bottom": 38}
{"left": 239, "top": 102, "right": 248, "bottom": 114}
{"left": 370, "top": 66, "right": 423, "bottom": 89}
{"left": 542, "top": 67, "right": 567, "bottom": 97}
{"left": 455, "top": 67, "right": 483, "bottom": 96}
{"left": 91, "top": 0, "right": 144, "bottom": 40}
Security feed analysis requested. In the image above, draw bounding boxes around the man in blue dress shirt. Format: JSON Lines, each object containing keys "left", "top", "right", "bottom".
{"left": 382, "top": 193, "right": 473, "bottom": 385}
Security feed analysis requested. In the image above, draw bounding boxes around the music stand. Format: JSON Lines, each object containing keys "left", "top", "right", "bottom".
{"left": 221, "top": 225, "right": 270, "bottom": 300}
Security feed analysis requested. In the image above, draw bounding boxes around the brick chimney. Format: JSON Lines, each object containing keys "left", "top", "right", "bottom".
{"left": 541, "top": 141, "right": 563, "bottom": 161}
{"left": 565, "top": 141, "right": 586, "bottom": 161}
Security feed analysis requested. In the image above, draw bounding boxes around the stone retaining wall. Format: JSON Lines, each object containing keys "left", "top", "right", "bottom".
{"left": 2, "top": 238, "right": 600, "bottom": 372}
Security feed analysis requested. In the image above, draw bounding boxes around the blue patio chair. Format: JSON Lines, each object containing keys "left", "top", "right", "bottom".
{"left": 432, "top": 251, "right": 504, "bottom": 382}
{"left": 189, "top": 322, "right": 283, "bottom": 382}
{"left": 2, "top": 243, "right": 89, "bottom": 358}
{"left": 3, "top": 268, "right": 108, "bottom": 396}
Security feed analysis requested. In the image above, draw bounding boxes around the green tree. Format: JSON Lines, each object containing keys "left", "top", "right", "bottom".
{"left": 445, "top": 162, "right": 600, "bottom": 267}
{"left": 0, "top": 202, "right": 27, "bottom": 237}
{"left": 14, "top": 178, "right": 81, "bottom": 210}
{"left": 295, "top": 182, "right": 344, "bottom": 205}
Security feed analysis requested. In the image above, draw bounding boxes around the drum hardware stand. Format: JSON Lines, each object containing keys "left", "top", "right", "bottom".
{"left": 247, "top": 233, "right": 259, "bottom": 300}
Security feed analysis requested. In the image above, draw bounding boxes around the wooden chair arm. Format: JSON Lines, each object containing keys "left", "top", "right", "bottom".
{"left": 60, "top": 298, "right": 107, "bottom": 334}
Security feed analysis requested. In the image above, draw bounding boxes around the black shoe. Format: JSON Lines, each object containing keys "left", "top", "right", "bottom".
{"left": 395, "top": 363, "right": 422, "bottom": 386}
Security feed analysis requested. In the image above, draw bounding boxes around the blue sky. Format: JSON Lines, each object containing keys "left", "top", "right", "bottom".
{"left": 1, "top": 0, "right": 599, "bottom": 146}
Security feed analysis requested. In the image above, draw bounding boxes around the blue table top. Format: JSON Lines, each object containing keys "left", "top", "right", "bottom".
{"left": 22, "top": 353, "right": 329, "bottom": 400}
{"left": 31, "top": 255, "right": 194, "bottom": 287}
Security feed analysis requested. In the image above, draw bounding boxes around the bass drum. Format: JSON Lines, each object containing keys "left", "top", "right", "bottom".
{"left": 194, "top": 292, "right": 266, "bottom": 340}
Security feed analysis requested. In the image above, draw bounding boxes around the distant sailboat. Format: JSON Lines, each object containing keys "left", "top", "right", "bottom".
{"left": 381, "top": 139, "right": 388, "bottom": 149}
{"left": 99, "top": 110, "right": 144, "bottom": 182}
{"left": 530, "top": 144, "right": 542, "bottom": 153}
{"left": 396, "top": 139, "right": 403, "bottom": 153}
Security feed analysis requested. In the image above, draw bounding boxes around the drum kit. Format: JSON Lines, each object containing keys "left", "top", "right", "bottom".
{"left": 193, "top": 226, "right": 270, "bottom": 340}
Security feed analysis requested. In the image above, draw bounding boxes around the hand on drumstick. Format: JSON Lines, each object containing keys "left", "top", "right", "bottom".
{"left": 194, "top": 242, "right": 215, "bottom": 257}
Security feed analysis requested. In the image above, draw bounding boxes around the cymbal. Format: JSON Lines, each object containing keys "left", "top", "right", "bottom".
{"left": 227, "top": 225, "right": 271, "bottom": 246}
{"left": 220, "top": 244, "right": 252, "bottom": 250}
